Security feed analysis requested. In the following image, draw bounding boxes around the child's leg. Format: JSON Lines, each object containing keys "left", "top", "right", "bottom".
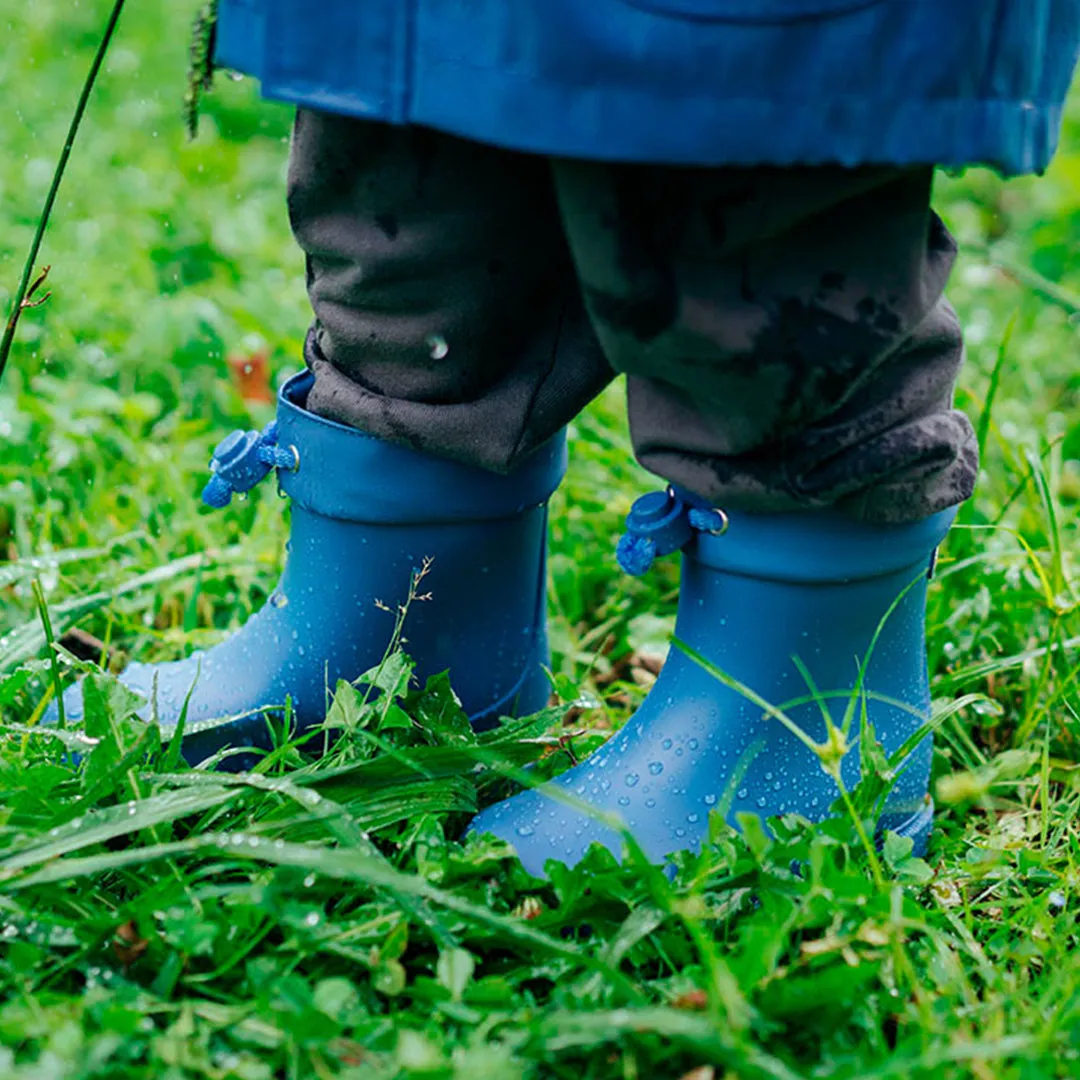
{"left": 474, "top": 163, "right": 970, "bottom": 871}
{"left": 287, "top": 110, "right": 613, "bottom": 470}
{"left": 55, "top": 114, "right": 614, "bottom": 751}
{"left": 552, "top": 162, "right": 974, "bottom": 522}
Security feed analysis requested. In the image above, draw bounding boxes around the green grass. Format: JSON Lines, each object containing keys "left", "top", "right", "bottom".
{"left": 3, "top": 2, "right": 1080, "bottom": 1077}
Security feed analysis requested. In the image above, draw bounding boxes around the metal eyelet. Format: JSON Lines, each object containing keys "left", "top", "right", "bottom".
{"left": 285, "top": 445, "right": 300, "bottom": 472}
{"left": 705, "top": 507, "right": 729, "bottom": 536}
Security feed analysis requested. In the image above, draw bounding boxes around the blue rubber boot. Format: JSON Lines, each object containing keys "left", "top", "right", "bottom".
{"left": 471, "top": 487, "right": 953, "bottom": 876}
{"left": 54, "top": 371, "right": 565, "bottom": 762}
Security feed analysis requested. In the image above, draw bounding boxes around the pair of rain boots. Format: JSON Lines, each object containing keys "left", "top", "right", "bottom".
{"left": 57, "top": 371, "right": 952, "bottom": 876}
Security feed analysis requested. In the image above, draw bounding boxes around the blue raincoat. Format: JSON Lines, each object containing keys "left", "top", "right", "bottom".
{"left": 215, "top": 0, "right": 1080, "bottom": 175}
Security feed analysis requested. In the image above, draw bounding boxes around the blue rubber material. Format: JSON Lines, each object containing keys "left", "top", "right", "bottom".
{"left": 881, "top": 800, "right": 935, "bottom": 859}
{"left": 52, "top": 372, "right": 565, "bottom": 763}
{"left": 471, "top": 505, "right": 954, "bottom": 876}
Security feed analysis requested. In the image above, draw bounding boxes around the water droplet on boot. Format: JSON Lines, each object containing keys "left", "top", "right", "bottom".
{"left": 703, "top": 794, "right": 717, "bottom": 806}
{"left": 516, "top": 824, "right": 535, "bottom": 837}
{"left": 648, "top": 761, "right": 664, "bottom": 776}
{"left": 617, "top": 796, "right": 630, "bottom": 807}
{"left": 426, "top": 334, "right": 449, "bottom": 359}
{"left": 625, "top": 773, "right": 639, "bottom": 788}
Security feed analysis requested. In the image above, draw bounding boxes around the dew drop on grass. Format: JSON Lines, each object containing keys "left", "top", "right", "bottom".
{"left": 303, "top": 874, "right": 316, "bottom": 888}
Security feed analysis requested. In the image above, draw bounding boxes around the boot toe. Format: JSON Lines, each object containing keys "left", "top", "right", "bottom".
{"left": 470, "top": 787, "right": 625, "bottom": 878}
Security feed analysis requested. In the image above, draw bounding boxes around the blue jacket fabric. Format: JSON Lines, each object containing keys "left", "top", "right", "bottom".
{"left": 215, "top": 0, "right": 1080, "bottom": 175}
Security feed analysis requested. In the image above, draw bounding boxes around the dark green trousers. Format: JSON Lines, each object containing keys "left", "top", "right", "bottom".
{"left": 288, "top": 110, "right": 976, "bottom": 524}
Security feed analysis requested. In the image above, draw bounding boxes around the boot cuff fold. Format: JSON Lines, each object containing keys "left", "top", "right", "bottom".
{"left": 276, "top": 371, "right": 567, "bottom": 522}
{"left": 691, "top": 505, "right": 957, "bottom": 583}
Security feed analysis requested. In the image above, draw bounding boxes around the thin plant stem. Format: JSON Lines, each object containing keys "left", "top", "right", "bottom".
{"left": 0, "top": 0, "right": 128, "bottom": 383}
{"left": 32, "top": 578, "right": 65, "bottom": 731}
